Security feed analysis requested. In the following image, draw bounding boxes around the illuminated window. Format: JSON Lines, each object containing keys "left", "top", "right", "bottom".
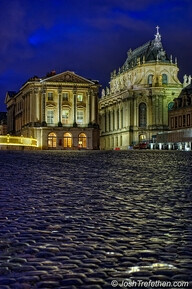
{"left": 139, "top": 103, "right": 147, "bottom": 127}
{"left": 162, "top": 74, "right": 168, "bottom": 84}
{"left": 63, "top": 132, "right": 72, "bottom": 148}
{"left": 48, "top": 92, "right": 54, "bottom": 101}
{"left": 47, "top": 110, "right": 54, "bottom": 124}
{"left": 77, "top": 110, "right": 84, "bottom": 124}
{"left": 48, "top": 132, "right": 56, "bottom": 148}
{"left": 77, "top": 94, "right": 83, "bottom": 102}
{"left": 62, "top": 93, "right": 68, "bottom": 101}
{"left": 62, "top": 110, "right": 69, "bottom": 124}
{"left": 148, "top": 74, "right": 153, "bottom": 85}
{"left": 78, "top": 133, "right": 86, "bottom": 148}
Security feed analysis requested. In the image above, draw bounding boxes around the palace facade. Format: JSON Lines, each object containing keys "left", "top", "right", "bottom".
{"left": 99, "top": 28, "right": 183, "bottom": 150}
{"left": 5, "top": 71, "right": 100, "bottom": 149}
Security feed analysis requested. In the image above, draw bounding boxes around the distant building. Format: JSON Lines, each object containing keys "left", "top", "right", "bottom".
{"left": 99, "top": 27, "right": 182, "bottom": 149}
{"left": 0, "top": 112, "right": 7, "bottom": 135}
{"left": 157, "top": 81, "right": 192, "bottom": 150}
{"left": 5, "top": 71, "right": 100, "bottom": 149}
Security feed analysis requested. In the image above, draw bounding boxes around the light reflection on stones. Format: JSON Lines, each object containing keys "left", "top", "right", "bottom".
{"left": 0, "top": 150, "right": 192, "bottom": 288}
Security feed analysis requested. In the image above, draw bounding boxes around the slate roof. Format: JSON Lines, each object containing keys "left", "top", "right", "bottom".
{"left": 121, "top": 29, "right": 170, "bottom": 72}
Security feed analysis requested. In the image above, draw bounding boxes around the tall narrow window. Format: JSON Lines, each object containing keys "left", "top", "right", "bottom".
{"left": 77, "top": 94, "right": 83, "bottom": 102}
{"left": 109, "top": 111, "right": 111, "bottom": 131}
{"left": 77, "top": 110, "right": 84, "bottom": 124}
{"left": 48, "top": 92, "right": 54, "bottom": 101}
{"left": 78, "top": 133, "right": 86, "bottom": 148}
{"left": 117, "top": 110, "right": 119, "bottom": 129}
{"left": 63, "top": 132, "right": 72, "bottom": 148}
{"left": 62, "top": 93, "right": 68, "bottom": 101}
{"left": 139, "top": 103, "right": 147, "bottom": 127}
{"left": 162, "top": 74, "right": 168, "bottom": 84}
{"left": 48, "top": 132, "right": 56, "bottom": 148}
{"left": 62, "top": 109, "right": 69, "bottom": 124}
{"left": 148, "top": 74, "right": 153, "bottom": 85}
{"left": 47, "top": 110, "right": 54, "bottom": 124}
{"left": 121, "top": 109, "right": 123, "bottom": 128}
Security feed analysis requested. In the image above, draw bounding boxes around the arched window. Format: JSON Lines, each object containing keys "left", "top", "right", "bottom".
{"left": 78, "top": 133, "right": 86, "bottom": 148}
{"left": 139, "top": 103, "right": 147, "bottom": 127}
{"left": 63, "top": 132, "right": 72, "bottom": 148}
{"left": 148, "top": 74, "right": 153, "bottom": 85}
{"left": 162, "top": 74, "right": 168, "bottom": 84}
{"left": 48, "top": 132, "right": 57, "bottom": 148}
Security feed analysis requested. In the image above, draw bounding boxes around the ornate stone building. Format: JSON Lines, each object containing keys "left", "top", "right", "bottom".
{"left": 5, "top": 71, "right": 100, "bottom": 149}
{"left": 157, "top": 80, "right": 192, "bottom": 150}
{"left": 99, "top": 27, "right": 182, "bottom": 149}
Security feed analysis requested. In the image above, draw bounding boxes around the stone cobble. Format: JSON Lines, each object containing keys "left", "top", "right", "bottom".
{"left": 0, "top": 150, "right": 192, "bottom": 288}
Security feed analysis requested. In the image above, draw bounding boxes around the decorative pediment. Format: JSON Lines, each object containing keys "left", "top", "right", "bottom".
{"left": 41, "top": 71, "right": 95, "bottom": 85}
{"left": 5, "top": 91, "right": 16, "bottom": 104}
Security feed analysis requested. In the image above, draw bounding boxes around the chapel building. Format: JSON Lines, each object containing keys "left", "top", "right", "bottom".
{"left": 5, "top": 71, "right": 100, "bottom": 150}
{"left": 99, "top": 27, "right": 182, "bottom": 149}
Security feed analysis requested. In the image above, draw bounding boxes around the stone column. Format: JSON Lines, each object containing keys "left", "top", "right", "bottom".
{"left": 87, "top": 91, "right": 90, "bottom": 124}
{"left": 35, "top": 88, "right": 39, "bottom": 122}
{"left": 152, "top": 96, "right": 156, "bottom": 125}
{"left": 73, "top": 86, "right": 77, "bottom": 125}
{"left": 155, "top": 96, "right": 159, "bottom": 125}
{"left": 58, "top": 87, "right": 62, "bottom": 124}
{"left": 91, "top": 92, "right": 96, "bottom": 123}
{"left": 41, "top": 87, "right": 46, "bottom": 124}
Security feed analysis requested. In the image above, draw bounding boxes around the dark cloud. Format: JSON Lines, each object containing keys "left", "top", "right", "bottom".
{"left": 0, "top": 0, "right": 192, "bottom": 111}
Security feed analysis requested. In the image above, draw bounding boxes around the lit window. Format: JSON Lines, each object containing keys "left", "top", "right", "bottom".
{"left": 77, "top": 94, "right": 83, "bottom": 102}
{"left": 78, "top": 133, "right": 86, "bottom": 148}
{"left": 48, "top": 132, "right": 56, "bottom": 148}
{"left": 48, "top": 92, "right": 54, "bottom": 101}
{"left": 47, "top": 110, "right": 54, "bottom": 124}
{"left": 62, "top": 110, "right": 69, "bottom": 124}
{"left": 62, "top": 93, "right": 68, "bottom": 101}
{"left": 63, "top": 132, "right": 72, "bottom": 148}
{"left": 77, "top": 110, "right": 84, "bottom": 124}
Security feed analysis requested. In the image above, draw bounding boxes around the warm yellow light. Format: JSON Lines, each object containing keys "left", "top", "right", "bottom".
{"left": 0, "top": 135, "right": 37, "bottom": 147}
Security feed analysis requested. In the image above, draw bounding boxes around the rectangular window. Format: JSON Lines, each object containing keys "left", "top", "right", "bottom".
{"left": 62, "top": 93, "right": 68, "bottom": 101}
{"left": 47, "top": 110, "right": 54, "bottom": 124}
{"left": 187, "top": 114, "right": 190, "bottom": 126}
{"left": 77, "top": 94, "right": 83, "bottom": 102}
{"left": 183, "top": 115, "right": 186, "bottom": 127}
{"left": 171, "top": 117, "right": 174, "bottom": 129}
{"left": 179, "top": 116, "right": 182, "bottom": 127}
{"left": 175, "top": 116, "right": 177, "bottom": 128}
{"left": 48, "top": 92, "right": 54, "bottom": 101}
{"left": 121, "top": 109, "right": 123, "bottom": 128}
{"left": 62, "top": 110, "right": 69, "bottom": 124}
{"left": 77, "top": 110, "right": 84, "bottom": 124}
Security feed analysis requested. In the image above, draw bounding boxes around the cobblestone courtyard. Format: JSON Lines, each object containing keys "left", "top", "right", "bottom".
{"left": 0, "top": 150, "right": 192, "bottom": 288}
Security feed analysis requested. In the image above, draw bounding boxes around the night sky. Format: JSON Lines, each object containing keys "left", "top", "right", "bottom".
{"left": 0, "top": 0, "right": 192, "bottom": 111}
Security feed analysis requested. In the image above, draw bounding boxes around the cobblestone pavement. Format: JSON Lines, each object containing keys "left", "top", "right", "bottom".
{"left": 0, "top": 150, "right": 192, "bottom": 289}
